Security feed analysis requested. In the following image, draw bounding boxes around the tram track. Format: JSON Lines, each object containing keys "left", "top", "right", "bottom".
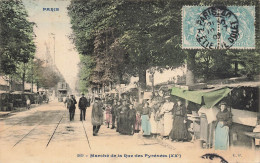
{"left": 12, "top": 110, "right": 65, "bottom": 148}
{"left": 45, "top": 112, "right": 65, "bottom": 148}
{"left": 81, "top": 120, "right": 91, "bottom": 150}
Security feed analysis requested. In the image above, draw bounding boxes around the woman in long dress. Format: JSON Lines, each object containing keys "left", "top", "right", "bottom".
{"left": 141, "top": 102, "right": 151, "bottom": 136}
{"left": 150, "top": 101, "right": 161, "bottom": 137}
{"left": 135, "top": 111, "right": 141, "bottom": 133}
{"left": 150, "top": 107, "right": 157, "bottom": 136}
{"left": 127, "top": 104, "right": 136, "bottom": 135}
{"left": 157, "top": 101, "right": 165, "bottom": 138}
{"left": 215, "top": 101, "right": 232, "bottom": 150}
{"left": 170, "top": 99, "right": 190, "bottom": 141}
{"left": 105, "top": 104, "right": 112, "bottom": 128}
{"left": 161, "top": 96, "right": 174, "bottom": 138}
{"left": 118, "top": 101, "right": 129, "bottom": 134}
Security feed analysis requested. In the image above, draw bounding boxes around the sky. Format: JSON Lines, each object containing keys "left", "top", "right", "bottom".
{"left": 22, "top": 0, "right": 80, "bottom": 92}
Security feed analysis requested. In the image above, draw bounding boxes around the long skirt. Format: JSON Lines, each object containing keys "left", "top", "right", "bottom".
{"left": 118, "top": 114, "right": 125, "bottom": 133}
{"left": 163, "top": 113, "right": 173, "bottom": 136}
{"left": 150, "top": 113, "right": 157, "bottom": 134}
{"left": 106, "top": 113, "right": 112, "bottom": 124}
{"left": 169, "top": 115, "right": 189, "bottom": 141}
{"left": 215, "top": 122, "right": 229, "bottom": 150}
{"left": 158, "top": 116, "right": 164, "bottom": 136}
{"left": 135, "top": 114, "right": 141, "bottom": 131}
{"left": 141, "top": 115, "right": 151, "bottom": 136}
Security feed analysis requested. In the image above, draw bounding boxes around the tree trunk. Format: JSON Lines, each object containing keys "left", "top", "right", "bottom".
{"left": 138, "top": 68, "right": 146, "bottom": 90}
{"left": 234, "top": 61, "right": 238, "bottom": 76}
{"left": 151, "top": 73, "right": 155, "bottom": 97}
{"left": 118, "top": 72, "right": 123, "bottom": 84}
{"left": 9, "top": 75, "right": 13, "bottom": 92}
{"left": 117, "top": 73, "right": 123, "bottom": 101}
{"left": 31, "top": 72, "right": 34, "bottom": 93}
{"left": 186, "top": 51, "right": 196, "bottom": 86}
{"left": 36, "top": 81, "right": 39, "bottom": 91}
{"left": 138, "top": 68, "right": 146, "bottom": 102}
{"left": 22, "top": 63, "right": 26, "bottom": 93}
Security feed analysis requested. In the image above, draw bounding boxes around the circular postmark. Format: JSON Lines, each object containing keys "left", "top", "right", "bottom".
{"left": 195, "top": 6, "right": 239, "bottom": 49}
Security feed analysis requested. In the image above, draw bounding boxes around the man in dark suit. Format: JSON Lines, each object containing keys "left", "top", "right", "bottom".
{"left": 78, "top": 93, "right": 89, "bottom": 121}
{"left": 67, "top": 95, "right": 77, "bottom": 121}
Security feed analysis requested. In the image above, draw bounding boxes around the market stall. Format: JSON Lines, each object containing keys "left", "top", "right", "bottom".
{"left": 171, "top": 82, "right": 260, "bottom": 149}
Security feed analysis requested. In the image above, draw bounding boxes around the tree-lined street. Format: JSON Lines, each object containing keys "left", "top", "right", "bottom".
{"left": 0, "top": 102, "right": 258, "bottom": 163}
{"left": 0, "top": 102, "right": 188, "bottom": 162}
{"left": 1, "top": 0, "right": 260, "bottom": 162}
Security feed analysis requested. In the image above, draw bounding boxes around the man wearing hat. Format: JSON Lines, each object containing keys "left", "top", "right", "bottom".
{"left": 67, "top": 95, "right": 77, "bottom": 121}
{"left": 91, "top": 95, "right": 104, "bottom": 136}
{"left": 78, "top": 93, "right": 89, "bottom": 121}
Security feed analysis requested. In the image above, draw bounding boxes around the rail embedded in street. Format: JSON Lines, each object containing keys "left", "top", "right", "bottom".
{"left": 81, "top": 121, "right": 91, "bottom": 150}
{"left": 46, "top": 112, "right": 66, "bottom": 148}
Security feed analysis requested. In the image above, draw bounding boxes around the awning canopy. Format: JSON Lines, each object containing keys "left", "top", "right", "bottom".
{"left": 171, "top": 87, "right": 232, "bottom": 108}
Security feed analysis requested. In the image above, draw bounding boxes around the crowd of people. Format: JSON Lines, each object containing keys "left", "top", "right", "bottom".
{"left": 63, "top": 92, "right": 234, "bottom": 150}
{"left": 98, "top": 93, "right": 192, "bottom": 142}
{"left": 62, "top": 91, "right": 192, "bottom": 141}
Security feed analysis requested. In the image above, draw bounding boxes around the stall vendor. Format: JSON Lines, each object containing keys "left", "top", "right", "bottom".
{"left": 215, "top": 101, "right": 232, "bottom": 150}
{"left": 169, "top": 98, "right": 190, "bottom": 142}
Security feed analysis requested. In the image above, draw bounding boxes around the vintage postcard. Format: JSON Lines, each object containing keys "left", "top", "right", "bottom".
{"left": 0, "top": 0, "right": 259, "bottom": 163}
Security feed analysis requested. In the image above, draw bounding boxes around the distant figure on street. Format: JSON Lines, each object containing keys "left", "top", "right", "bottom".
{"left": 39, "top": 95, "right": 43, "bottom": 104}
{"left": 128, "top": 104, "right": 136, "bottom": 135}
{"left": 26, "top": 96, "right": 31, "bottom": 110}
{"left": 105, "top": 103, "right": 112, "bottom": 128}
{"left": 118, "top": 100, "right": 130, "bottom": 134}
{"left": 115, "top": 101, "right": 122, "bottom": 132}
{"left": 64, "top": 95, "right": 69, "bottom": 108}
{"left": 91, "top": 96, "right": 103, "bottom": 136}
{"left": 36, "top": 94, "right": 40, "bottom": 104}
{"left": 135, "top": 111, "right": 141, "bottom": 133}
{"left": 78, "top": 93, "right": 89, "bottom": 121}
{"left": 110, "top": 99, "right": 117, "bottom": 129}
{"left": 67, "top": 95, "right": 77, "bottom": 121}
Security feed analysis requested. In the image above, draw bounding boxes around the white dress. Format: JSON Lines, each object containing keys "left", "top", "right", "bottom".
{"left": 150, "top": 111, "right": 157, "bottom": 134}
{"left": 161, "top": 102, "right": 174, "bottom": 136}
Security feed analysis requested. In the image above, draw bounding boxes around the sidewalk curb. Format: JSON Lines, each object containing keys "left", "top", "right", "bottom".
{"left": 0, "top": 112, "right": 11, "bottom": 118}
{"left": 0, "top": 103, "right": 43, "bottom": 118}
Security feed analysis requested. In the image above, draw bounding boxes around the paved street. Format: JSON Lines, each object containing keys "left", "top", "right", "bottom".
{"left": 0, "top": 102, "right": 259, "bottom": 163}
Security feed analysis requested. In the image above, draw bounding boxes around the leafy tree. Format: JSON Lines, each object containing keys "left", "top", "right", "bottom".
{"left": 77, "top": 55, "right": 94, "bottom": 93}
{"left": 0, "top": 0, "right": 36, "bottom": 75}
{"left": 68, "top": 0, "right": 127, "bottom": 90}
{"left": 68, "top": 0, "right": 186, "bottom": 90}
{"left": 32, "top": 59, "right": 63, "bottom": 89}
{"left": 68, "top": 0, "right": 260, "bottom": 91}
